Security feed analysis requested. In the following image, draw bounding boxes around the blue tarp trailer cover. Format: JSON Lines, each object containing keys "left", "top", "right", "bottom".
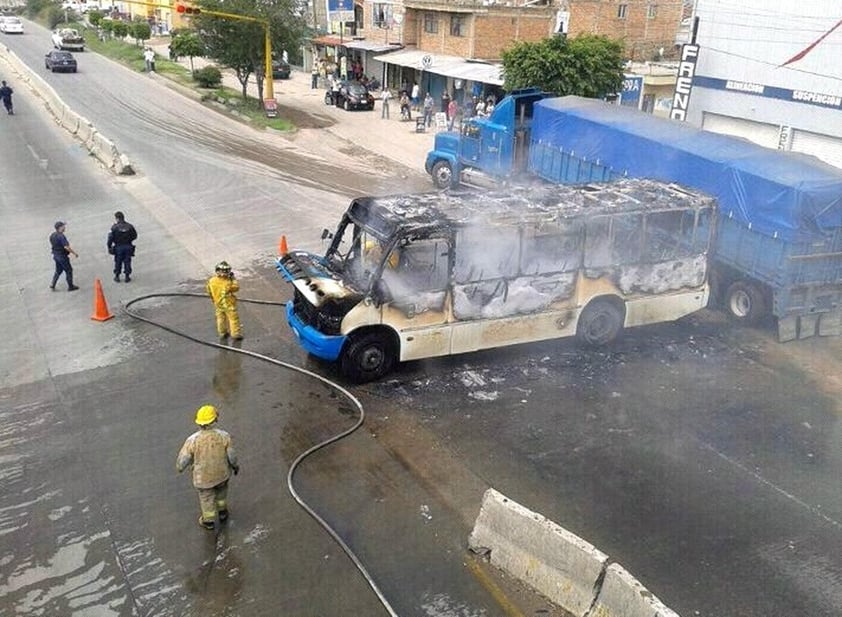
{"left": 531, "top": 96, "right": 842, "bottom": 242}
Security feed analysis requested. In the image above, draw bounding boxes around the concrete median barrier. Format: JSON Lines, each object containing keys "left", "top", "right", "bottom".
{"left": 590, "top": 563, "right": 680, "bottom": 617}
{"left": 0, "top": 44, "right": 133, "bottom": 175}
{"left": 468, "top": 488, "right": 608, "bottom": 617}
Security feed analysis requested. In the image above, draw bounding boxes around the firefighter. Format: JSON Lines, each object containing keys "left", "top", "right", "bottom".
{"left": 206, "top": 261, "right": 243, "bottom": 340}
{"left": 176, "top": 404, "right": 240, "bottom": 530}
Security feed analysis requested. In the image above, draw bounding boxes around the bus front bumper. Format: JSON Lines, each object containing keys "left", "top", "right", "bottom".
{"left": 286, "top": 301, "right": 346, "bottom": 362}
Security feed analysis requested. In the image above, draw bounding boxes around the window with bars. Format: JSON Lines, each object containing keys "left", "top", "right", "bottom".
{"left": 617, "top": 4, "right": 628, "bottom": 19}
{"left": 372, "top": 3, "right": 392, "bottom": 28}
{"left": 424, "top": 13, "right": 438, "bottom": 34}
{"left": 647, "top": 4, "right": 657, "bottom": 18}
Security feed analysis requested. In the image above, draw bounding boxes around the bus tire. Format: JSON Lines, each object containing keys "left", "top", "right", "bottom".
{"left": 576, "top": 299, "right": 624, "bottom": 346}
{"left": 340, "top": 330, "right": 397, "bottom": 383}
{"left": 431, "top": 160, "right": 454, "bottom": 189}
{"left": 725, "top": 280, "right": 766, "bottom": 325}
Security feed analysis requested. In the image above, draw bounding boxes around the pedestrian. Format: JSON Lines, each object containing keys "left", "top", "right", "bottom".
{"left": 0, "top": 80, "right": 13, "bottom": 115}
{"left": 440, "top": 90, "right": 450, "bottom": 113}
{"left": 411, "top": 82, "right": 420, "bottom": 111}
{"left": 143, "top": 47, "right": 155, "bottom": 72}
{"left": 310, "top": 62, "right": 319, "bottom": 89}
{"left": 423, "top": 92, "right": 434, "bottom": 127}
{"left": 207, "top": 261, "right": 243, "bottom": 340}
{"left": 49, "top": 221, "right": 79, "bottom": 291}
{"left": 380, "top": 87, "right": 391, "bottom": 119}
{"left": 447, "top": 98, "right": 458, "bottom": 130}
{"left": 176, "top": 404, "right": 240, "bottom": 530}
{"left": 107, "top": 210, "right": 138, "bottom": 282}
{"left": 399, "top": 91, "right": 411, "bottom": 120}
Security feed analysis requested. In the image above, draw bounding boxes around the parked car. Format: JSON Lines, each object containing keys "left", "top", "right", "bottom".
{"left": 45, "top": 50, "right": 77, "bottom": 73}
{"left": 271, "top": 59, "right": 291, "bottom": 79}
{"left": 0, "top": 16, "right": 24, "bottom": 34}
{"left": 335, "top": 81, "right": 374, "bottom": 111}
{"left": 52, "top": 27, "right": 84, "bottom": 51}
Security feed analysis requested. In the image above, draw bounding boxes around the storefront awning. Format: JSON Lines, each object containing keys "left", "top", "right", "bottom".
{"left": 310, "top": 35, "right": 345, "bottom": 47}
{"left": 343, "top": 40, "right": 403, "bottom": 53}
{"left": 374, "top": 49, "right": 504, "bottom": 86}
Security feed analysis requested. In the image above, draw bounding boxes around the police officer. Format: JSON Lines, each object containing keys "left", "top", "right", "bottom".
{"left": 176, "top": 405, "right": 240, "bottom": 530}
{"left": 107, "top": 211, "right": 137, "bottom": 282}
{"left": 49, "top": 221, "right": 79, "bottom": 291}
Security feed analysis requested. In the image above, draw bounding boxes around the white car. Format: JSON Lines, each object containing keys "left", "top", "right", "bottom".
{"left": 0, "top": 17, "right": 24, "bottom": 34}
{"left": 51, "top": 27, "right": 84, "bottom": 51}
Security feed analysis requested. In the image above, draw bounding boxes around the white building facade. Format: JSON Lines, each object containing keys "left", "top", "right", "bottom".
{"left": 685, "top": 0, "right": 842, "bottom": 168}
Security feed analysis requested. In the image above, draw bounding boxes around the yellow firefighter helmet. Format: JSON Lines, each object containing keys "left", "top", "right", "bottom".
{"left": 195, "top": 404, "right": 218, "bottom": 426}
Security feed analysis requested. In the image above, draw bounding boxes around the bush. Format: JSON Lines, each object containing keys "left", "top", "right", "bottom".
{"left": 112, "top": 21, "right": 129, "bottom": 39}
{"left": 130, "top": 21, "right": 151, "bottom": 44}
{"left": 100, "top": 18, "right": 114, "bottom": 35}
{"left": 87, "top": 10, "right": 104, "bottom": 26}
{"left": 193, "top": 66, "right": 222, "bottom": 88}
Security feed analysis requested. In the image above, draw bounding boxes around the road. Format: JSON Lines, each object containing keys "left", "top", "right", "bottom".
{"left": 2, "top": 19, "right": 842, "bottom": 617}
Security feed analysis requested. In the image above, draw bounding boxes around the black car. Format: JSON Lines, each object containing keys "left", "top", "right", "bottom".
{"left": 271, "top": 59, "right": 291, "bottom": 79}
{"left": 45, "top": 50, "right": 77, "bottom": 73}
{"left": 335, "top": 81, "right": 374, "bottom": 111}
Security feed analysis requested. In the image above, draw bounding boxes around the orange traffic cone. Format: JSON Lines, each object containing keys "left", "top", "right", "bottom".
{"left": 91, "top": 278, "right": 114, "bottom": 322}
{"left": 279, "top": 235, "right": 288, "bottom": 256}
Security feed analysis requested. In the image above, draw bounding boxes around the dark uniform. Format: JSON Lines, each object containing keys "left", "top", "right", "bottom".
{"left": 107, "top": 211, "right": 137, "bottom": 282}
{"left": 49, "top": 222, "right": 78, "bottom": 291}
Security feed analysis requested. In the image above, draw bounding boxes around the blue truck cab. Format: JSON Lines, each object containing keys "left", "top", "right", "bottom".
{"left": 425, "top": 88, "right": 551, "bottom": 189}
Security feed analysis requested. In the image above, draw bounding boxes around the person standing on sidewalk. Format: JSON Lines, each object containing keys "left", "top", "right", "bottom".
{"left": 380, "top": 87, "right": 391, "bottom": 119}
{"left": 49, "top": 221, "right": 79, "bottom": 291}
{"left": 423, "top": 92, "right": 434, "bottom": 128}
{"left": 310, "top": 62, "right": 319, "bottom": 89}
{"left": 107, "top": 211, "right": 138, "bottom": 282}
{"left": 176, "top": 404, "right": 240, "bottom": 530}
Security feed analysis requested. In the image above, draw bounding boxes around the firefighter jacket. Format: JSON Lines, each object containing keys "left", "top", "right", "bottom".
{"left": 206, "top": 275, "right": 240, "bottom": 311}
{"left": 176, "top": 427, "right": 239, "bottom": 489}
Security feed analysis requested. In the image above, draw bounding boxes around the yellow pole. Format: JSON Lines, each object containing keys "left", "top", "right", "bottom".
{"left": 264, "top": 24, "right": 273, "bottom": 101}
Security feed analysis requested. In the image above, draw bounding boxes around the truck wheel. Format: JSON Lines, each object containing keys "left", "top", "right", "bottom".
{"left": 340, "top": 330, "right": 397, "bottom": 383}
{"left": 431, "top": 160, "right": 454, "bottom": 189}
{"left": 725, "top": 281, "right": 766, "bottom": 325}
{"left": 576, "top": 299, "right": 624, "bottom": 346}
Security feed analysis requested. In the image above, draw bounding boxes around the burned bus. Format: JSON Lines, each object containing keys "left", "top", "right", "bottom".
{"left": 276, "top": 179, "right": 715, "bottom": 382}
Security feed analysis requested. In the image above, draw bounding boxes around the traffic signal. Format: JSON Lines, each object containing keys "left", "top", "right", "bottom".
{"left": 175, "top": 3, "right": 201, "bottom": 14}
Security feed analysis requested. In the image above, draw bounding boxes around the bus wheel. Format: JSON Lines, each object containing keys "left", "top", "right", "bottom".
{"left": 576, "top": 299, "right": 624, "bottom": 346}
{"left": 340, "top": 331, "right": 396, "bottom": 383}
{"left": 431, "top": 160, "right": 454, "bottom": 189}
{"left": 725, "top": 281, "right": 766, "bottom": 325}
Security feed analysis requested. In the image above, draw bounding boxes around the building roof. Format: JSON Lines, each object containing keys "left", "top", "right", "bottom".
{"left": 374, "top": 49, "right": 504, "bottom": 86}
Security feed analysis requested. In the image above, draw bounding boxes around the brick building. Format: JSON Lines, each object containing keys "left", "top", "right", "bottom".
{"left": 307, "top": 0, "right": 685, "bottom": 106}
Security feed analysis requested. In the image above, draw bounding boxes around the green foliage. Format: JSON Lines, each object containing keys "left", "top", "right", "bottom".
{"left": 170, "top": 30, "right": 206, "bottom": 71}
{"left": 46, "top": 6, "right": 67, "bottom": 28}
{"left": 501, "top": 34, "right": 625, "bottom": 99}
{"left": 193, "top": 65, "right": 222, "bottom": 87}
{"left": 87, "top": 10, "right": 104, "bottom": 26}
{"left": 112, "top": 21, "right": 129, "bottom": 39}
{"left": 192, "top": 0, "right": 306, "bottom": 101}
{"left": 130, "top": 20, "right": 151, "bottom": 44}
{"left": 100, "top": 18, "right": 114, "bottom": 34}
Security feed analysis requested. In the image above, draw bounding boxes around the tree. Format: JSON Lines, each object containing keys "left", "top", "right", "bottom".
{"left": 130, "top": 19, "right": 151, "bottom": 46}
{"left": 170, "top": 30, "right": 206, "bottom": 72}
{"left": 112, "top": 21, "right": 129, "bottom": 40}
{"left": 501, "top": 35, "right": 625, "bottom": 99}
{"left": 192, "top": 0, "right": 306, "bottom": 105}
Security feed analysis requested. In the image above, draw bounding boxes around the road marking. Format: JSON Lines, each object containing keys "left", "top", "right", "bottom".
{"left": 465, "top": 554, "right": 526, "bottom": 617}
{"left": 701, "top": 441, "right": 842, "bottom": 530}
{"left": 26, "top": 144, "right": 50, "bottom": 172}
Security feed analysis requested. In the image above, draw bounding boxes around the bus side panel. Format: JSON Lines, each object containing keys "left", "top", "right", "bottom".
{"left": 450, "top": 308, "right": 578, "bottom": 355}
{"left": 352, "top": 304, "right": 451, "bottom": 362}
{"left": 624, "top": 288, "right": 709, "bottom": 327}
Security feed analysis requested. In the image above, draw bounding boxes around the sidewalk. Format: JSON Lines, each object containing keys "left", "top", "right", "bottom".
{"left": 147, "top": 39, "right": 440, "bottom": 179}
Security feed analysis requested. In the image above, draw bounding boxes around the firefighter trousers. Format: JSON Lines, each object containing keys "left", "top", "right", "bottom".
{"left": 215, "top": 307, "right": 242, "bottom": 338}
{"left": 197, "top": 480, "right": 229, "bottom": 523}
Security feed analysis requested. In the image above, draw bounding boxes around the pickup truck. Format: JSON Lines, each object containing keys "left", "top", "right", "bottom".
{"left": 52, "top": 28, "right": 85, "bottom": 52}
